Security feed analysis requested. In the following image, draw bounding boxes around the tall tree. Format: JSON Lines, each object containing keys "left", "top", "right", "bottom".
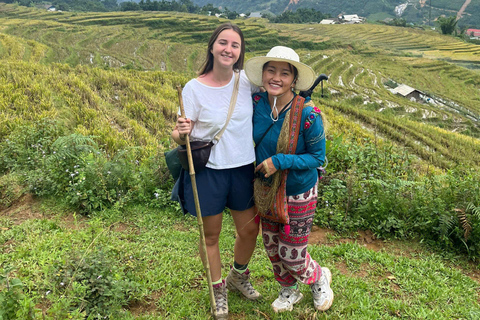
{"left": 437, "top": 16, "right": 458, "bottom": 35}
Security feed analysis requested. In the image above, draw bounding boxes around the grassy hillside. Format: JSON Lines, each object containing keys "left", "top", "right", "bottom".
{"left": 0, "top": 3, "right": 479, "bottom": 199}
{"left": 1, "top": 4, "right": 479, "bottom": 159}
{"left": 0, "top": 59, "right": 188, "bottom": 155}
{"left": 0, "top": 4, "right": 479, "bottom": 192}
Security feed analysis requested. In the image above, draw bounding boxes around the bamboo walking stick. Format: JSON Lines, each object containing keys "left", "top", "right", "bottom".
{"left": 176, "top": 86, "right": 217, "bottom": 316}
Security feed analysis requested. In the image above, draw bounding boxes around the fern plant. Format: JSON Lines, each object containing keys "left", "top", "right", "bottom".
{"left": 50, "top": 133, "right": 97, "bottom": 162}
{"left": 454, "top": 208, "right": 472, "bottom": 241}
{"left": 467, "top": 202, "right": 480, "bottom": 218}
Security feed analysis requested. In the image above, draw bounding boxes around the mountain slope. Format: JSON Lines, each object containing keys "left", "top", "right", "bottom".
{"left": 191, "top": 0, "right": 479, "bottom": 27}
{"left": 1, "top": 3, "right": 480, "bottom": 169}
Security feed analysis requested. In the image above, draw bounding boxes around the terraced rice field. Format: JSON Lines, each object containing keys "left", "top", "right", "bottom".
{"left": 275, "top": 23, "right": 480, "bottom": 63}
{"left": 1, "top": 3, "right": 479, "bottom": 169}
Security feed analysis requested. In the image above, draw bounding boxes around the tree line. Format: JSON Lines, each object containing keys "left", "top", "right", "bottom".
{"left": 3, "top": 0, "right": 118, "bottom": 11}
{"left": 4, "top": 0, "right": 330, "bottom": 23}
{"left": 262, "top": 8, "right": 331, "bottom": 24}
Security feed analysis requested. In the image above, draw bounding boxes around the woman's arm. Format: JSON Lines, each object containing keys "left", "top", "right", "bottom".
{"left": 255, "top": 109, "right": 325, "bottom": 177}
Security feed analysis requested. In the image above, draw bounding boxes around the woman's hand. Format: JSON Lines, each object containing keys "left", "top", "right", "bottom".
{"left": 255, "top": 157, "right": 277, "bottom": 178}
{"left": 176, "top": 117, "right": 192, "bottom": 136}
{"left": 172, "top": 117, "right": 193, "bottom": 144}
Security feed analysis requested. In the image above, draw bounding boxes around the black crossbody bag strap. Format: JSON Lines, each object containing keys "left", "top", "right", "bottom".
{"left": 255, "top": 123, "right": 275, "bottom": 149}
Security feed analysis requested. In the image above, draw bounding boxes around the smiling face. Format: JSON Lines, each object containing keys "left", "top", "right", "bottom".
{"left": 210, "top": 29, "right": 242, "bottom": 70}
{"left": 261, "top": 61, "right": 297, "bottom": 97}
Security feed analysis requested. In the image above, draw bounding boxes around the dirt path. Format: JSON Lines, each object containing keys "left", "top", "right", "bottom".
{"left": 457, "top": 0, "right": 472, "bottom": 20}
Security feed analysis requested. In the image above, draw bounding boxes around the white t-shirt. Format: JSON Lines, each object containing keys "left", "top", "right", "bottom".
{"left": 182, "top": 70, "right": 258, "bottom": 169}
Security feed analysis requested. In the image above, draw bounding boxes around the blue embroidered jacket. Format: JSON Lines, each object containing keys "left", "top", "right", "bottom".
{"left": 252, "top": 92, "right": 326, "bottom": 196}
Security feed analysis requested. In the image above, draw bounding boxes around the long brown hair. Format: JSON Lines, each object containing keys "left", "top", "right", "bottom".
{"left": 198, "top": 22, "right": 245, "bottom": 76}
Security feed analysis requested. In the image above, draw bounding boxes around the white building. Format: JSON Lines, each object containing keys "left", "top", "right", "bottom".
{"left": 340, "top": 14, "right": 364, "bottom": 24}
{"left": 320, "top": 19, "right": 337, "bottom": 25}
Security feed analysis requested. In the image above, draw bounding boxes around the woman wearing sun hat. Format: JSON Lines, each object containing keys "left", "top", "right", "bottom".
{"left": 244, "top": 46, "right": 333, "bottom": 313}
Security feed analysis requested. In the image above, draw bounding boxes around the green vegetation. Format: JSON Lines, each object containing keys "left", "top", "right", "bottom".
{"left": 3, "top": 0, "right": 119, "bottom": 12}
{"left": 437, "top": 16, "right": 459, "bottom": 35}
{"left": 0, "top": 265, "right": 36, "bottom": 319}
{"left": 266, "top": 8, "right": 331, "bottom": 24}
{"left": 0, "top": 2, "right": 479, "bottom": 246}
{"left": 120, "top": 0, "right": 209, "bottom": 15}
{"left": 317, "top": 136, "right": 480, "bottom": 256}
{"left": 192, "top": 0, "right": 479, "bottom": 27}
{"left": 0, "top": 4, "right": 480, "bottom": 318}
{"left": 1, "top": 205, "right": 480, "bottom": 319}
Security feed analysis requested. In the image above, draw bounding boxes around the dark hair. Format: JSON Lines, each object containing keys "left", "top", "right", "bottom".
{"left": 262, "top": 61, "right": 298, "bottom": 84}
{"left": 198, "top": 22, "right": 245, "bottom": 76}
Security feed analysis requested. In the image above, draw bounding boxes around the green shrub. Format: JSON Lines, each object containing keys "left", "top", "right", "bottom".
{"left": 47, "top": 249, "right": 138, "bottom": 319}
{"left": 0, "top": 118, "right": 64, "bottom": 174}
{"left": 1, "top": 118, "right": 174, "bottom": 215}
{"left": 317, "top": 135, "right": 480, "bottom": 257}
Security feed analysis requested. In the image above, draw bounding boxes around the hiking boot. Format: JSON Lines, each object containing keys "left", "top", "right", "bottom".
{"left": 271, "top": 286, "right": 303, "bottom": 313}
{"left": 310, "top": 267, "right": 334, "bottom": 311}
{"left": 212, "top": 280, "right": 228, "bottom": 320}
{"left": 226, "top": 268, "right": 261, "bottom": 300}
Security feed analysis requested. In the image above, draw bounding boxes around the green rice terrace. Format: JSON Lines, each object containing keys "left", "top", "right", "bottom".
{"left": 1, "top": 3, "right": 480, "bottom": 319}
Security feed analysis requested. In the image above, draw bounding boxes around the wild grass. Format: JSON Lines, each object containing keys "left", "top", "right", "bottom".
{"left": 0, "top": 60, "right": 189, "bottom": 155}
{"left": 1, "top": 204, "right": 479, "bottom": 319}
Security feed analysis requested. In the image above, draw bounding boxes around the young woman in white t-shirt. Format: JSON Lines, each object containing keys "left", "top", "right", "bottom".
{"left": 171, "top": 22, "right": 260, "bottom": 320}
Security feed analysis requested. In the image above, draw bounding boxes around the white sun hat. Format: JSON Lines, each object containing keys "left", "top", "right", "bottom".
{"left": 244, "top": 46, "right": 316, "bottom": 91}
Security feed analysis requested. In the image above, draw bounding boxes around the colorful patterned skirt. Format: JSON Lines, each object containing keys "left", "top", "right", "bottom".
{"left": 261, "top": 184, "right": 322, "bottom": 287}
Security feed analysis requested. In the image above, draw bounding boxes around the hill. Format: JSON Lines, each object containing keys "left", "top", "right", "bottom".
{"left": 12, "top": 0, "right": 479, "bottom": 27}
{"left": 191, "top": 0, "right": 479, "bottom": 27}
{"left": 1, "top": 3, "right": 479, "bottom": 170}
{"left": 1, "top": 1, "right": 479, "bottom": 227}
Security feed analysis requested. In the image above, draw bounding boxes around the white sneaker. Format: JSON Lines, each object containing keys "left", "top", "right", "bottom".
{"left": 310, "top": 267, "right": 334, "bottom": 311}
{"left": 271, "top": 286, "right": 303, "bottom": 313}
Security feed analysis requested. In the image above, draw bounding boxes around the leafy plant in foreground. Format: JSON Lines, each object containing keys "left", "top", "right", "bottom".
{"left": 0, "top": 266, "right": 36, "bottom": 320}
{"left": 1, "top": 118, "right": 173, "bottom": 214}
{"left": 47, "top": 249, "right": 138, "bottom": 319}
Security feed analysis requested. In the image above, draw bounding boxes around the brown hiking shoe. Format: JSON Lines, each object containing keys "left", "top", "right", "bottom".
{"left": 226, "top": 268, "right": 261, "bottom": 300}
{"left": 212, "top": 280, "right": 228, "bottom": 320}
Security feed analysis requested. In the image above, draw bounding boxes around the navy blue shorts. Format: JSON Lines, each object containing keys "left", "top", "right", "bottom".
{"left": 181, "top": 163, "right": 255, "bottom": 217}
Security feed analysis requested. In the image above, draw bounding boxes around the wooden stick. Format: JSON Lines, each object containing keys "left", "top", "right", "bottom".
{"left": 177, "top": 85, "right": 217, "bottom": 316}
